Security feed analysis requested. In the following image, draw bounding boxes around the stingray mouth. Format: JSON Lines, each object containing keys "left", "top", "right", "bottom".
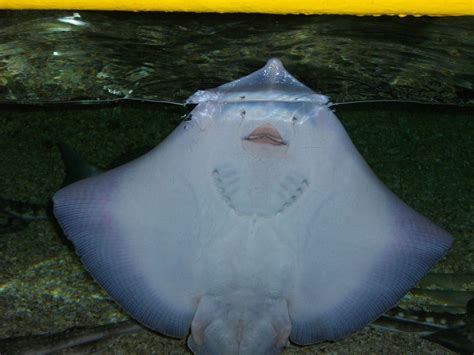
{"left": 244, "top": 124, "right": 286, "bottom": 146}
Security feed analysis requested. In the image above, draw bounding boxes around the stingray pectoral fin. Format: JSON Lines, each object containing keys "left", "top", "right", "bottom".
{"left": 288, "top": 132, "right": 453, "bottom": 345}
{"left": 53, "top": 149, "right": 202, "bottom": 337}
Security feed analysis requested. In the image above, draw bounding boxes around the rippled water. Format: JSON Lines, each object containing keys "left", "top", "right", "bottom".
{"left": 0, "top": 11, "right": 473, "bottom": 105}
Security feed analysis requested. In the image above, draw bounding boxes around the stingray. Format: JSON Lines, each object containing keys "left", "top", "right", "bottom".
{"left": 53, "top": 58, "right": 453, "bottom": 354}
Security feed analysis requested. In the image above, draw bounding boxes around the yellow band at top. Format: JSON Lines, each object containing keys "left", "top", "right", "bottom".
{"left": 0, "top": 0, "right": 473, "bottom": 15}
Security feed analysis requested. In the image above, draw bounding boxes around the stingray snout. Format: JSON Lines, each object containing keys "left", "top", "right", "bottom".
{"left": 245, "top": 124, "right": 286, "bottom": 146}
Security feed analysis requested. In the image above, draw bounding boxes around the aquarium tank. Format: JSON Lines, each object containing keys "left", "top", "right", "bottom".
{"left": 0, "top": 10, "right": 473, "bottom": 355}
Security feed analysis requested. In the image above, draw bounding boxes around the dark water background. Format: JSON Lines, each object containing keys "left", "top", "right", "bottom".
{"left": 0, "top": 11, "right": 473, "bottom": 354}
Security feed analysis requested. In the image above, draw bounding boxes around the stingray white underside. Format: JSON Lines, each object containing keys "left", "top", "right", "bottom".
{"left": 54, "top": 59, "right": 452, "bottom": 355}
